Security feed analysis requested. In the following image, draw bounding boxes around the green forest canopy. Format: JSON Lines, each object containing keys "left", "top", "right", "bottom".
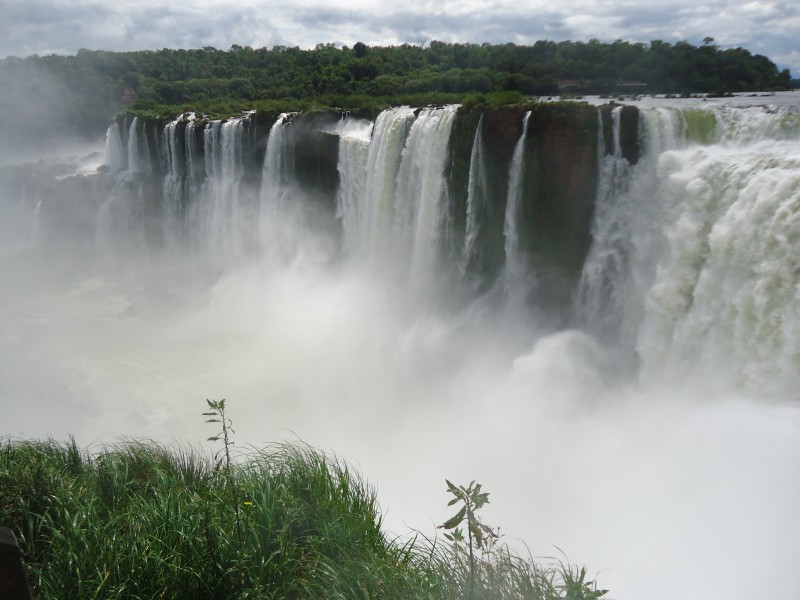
{"left": 0, "top": 38, "right": 794, "bottom": 142}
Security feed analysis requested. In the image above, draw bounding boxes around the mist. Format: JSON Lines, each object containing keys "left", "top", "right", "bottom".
{"left": 2, "top": 102, "right": 800, "bottom": 600}
{"left": 0, "top": 57, "right": 114, "bottom": 165}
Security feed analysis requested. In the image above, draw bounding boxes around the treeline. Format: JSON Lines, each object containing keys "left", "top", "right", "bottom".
{"left": 0, "top": 39, "right": 792, "bottom": 144}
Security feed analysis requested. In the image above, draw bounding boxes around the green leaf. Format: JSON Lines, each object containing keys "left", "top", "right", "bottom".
{"left": 442, "top": 506, "right": 466, "bottom": 530}
{"left": 447, "top": 497, "right": 461, "bottom": 506}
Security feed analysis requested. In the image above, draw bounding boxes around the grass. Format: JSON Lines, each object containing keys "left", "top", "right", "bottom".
{"left": 0, "top": 437, "right": 607, "bottom": 599}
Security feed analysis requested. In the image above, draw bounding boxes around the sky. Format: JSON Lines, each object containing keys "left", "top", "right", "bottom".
{"left": 0, "top": 0, "right": 797, "bottom": 76}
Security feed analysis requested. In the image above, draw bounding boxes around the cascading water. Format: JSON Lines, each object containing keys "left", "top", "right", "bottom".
{"left": 335, "top": 105, "right": 457, "bottom": 287}
{"left": 259, "top": 114, "right": 296, "bottom": 253}
{"left": 577, "top": 106, "right": 636, "bottom": 343}
{"left": 577, "top": 100, "right": 800, "bottom": 394}
{"left": 335, "top": 117, "right": 372, "bottom": 253}
{"left": 503, "top": 110, "right": 532, "bottom": 298}
{"left": 463, "top": 113, "right": 488, "bottom": 276}
{"left": 358, "top": 106, "right": 415, "bottom": 262}
{"left": 162, "top": 116, "right": 186, "bottom": 245}
{"left": 636, "top": 122, "right": 800, "bottom": 394}
{"left": 397, "top": 105, "right": 458, "bottom": 286}
{"left": 260, "top": 115, "right": 291, "bottom": 196}
{"left": 3, "top": 96, "right": 800, "bottom": 600}
{"left": 103, "top": 121, "right": 126, "bottom": 173}
{"left": 126, "top": 116, "right": 151, "bottom": 175}
{"left": 199, "top": 118, "right": 247, "bottom": 259}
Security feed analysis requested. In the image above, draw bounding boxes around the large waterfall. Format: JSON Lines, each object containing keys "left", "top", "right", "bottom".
{"left": 2, "top": 96, "right": 800, "bottom": 600}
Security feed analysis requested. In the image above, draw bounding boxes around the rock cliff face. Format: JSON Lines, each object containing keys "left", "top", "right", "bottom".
{"left": 446, "top": 104, "right": 600, "bottom": 316}
{"left": 521, "top": 103, "right": 598, "bottom": 314}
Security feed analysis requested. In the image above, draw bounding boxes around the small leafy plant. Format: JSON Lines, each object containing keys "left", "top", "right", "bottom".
{"left": 203, "top": 398, "right": 242, "bottom": 544}
{"left": 440, "top": 479, "right": 499, "bottom": 597}
{"left": 203, "top": 398, "right": 235, "bottom": 472}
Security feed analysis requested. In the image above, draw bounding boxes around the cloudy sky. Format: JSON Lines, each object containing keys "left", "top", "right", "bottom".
{"left": 0, "top": 0, "right": 798, "bottom": 75}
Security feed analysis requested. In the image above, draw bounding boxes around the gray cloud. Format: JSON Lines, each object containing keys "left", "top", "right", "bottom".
{"left": 0, "top": 0, "right": 797, "bottom": 74}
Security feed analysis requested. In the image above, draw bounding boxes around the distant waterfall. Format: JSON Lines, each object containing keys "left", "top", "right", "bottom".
{"left": 162, "top": 116, "right": 185, "bottom": 230}
{"left": 260, "top": 114, "right": 292, "bottom": 218}
{"left": 397, "top": 105, "right": 458, "bottom": 285}
{"left": 503, "top": 110, "right": 531, "bottom": 296}
{"left": 87, "top": 100, "right": 800, "bottom": 395}
{"left": 577, "top": 107, "right": 634, "bottom": 340}
{"left": 462, "top": 113, "right": 488, "bottom": 275}
{"left": 575, "top": 101, "right": 800, "bottom": 394}
{"left": 336, "top": 119, "right": 372, "bottom": 253}
{"left": 577, "top": 106, "right": 688, "bottom": 347}
{"left": 637, "top": 131, "right": 800, "bottom": 393}
{"left": 259, "top": 113, "right": 303, "bottom": 257}
{"left": 335, "top": 105, "right": 457, "bottom": 285}
{"left": 198, "top": 118, "right": 246, "bottom": 259}
{"left": 126, "top": 117, "right": 151, "bottom": 174}
{"left": 103, "top": 122, "right": 126, "bottom": 172}
{"left": 360, "top": 107, "right": 415, "bottom": 260}
{"left": 184, "top": 119, "right": 204, "bottom": 198}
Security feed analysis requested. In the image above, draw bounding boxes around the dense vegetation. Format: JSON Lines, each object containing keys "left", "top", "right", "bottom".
{"left": 0, "top": 38, "right": 792, "bottom": 146}
{"left": 0, "top": 437, "right": 605, "bottom": 599}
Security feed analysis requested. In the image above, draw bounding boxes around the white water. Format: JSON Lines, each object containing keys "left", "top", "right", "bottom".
{"left": 2, "top": 98, "right": 800, "bottom": 600}
{"left": 200, "top": 118, "right": 247, "bottom": 260}
{"left": 103, "top": 121, "right": 126, "bottom": 173}
{"left": 359, "top": 106, "right": 416, "bottom": 263}
{"left": 335, "top": 118, "right": 372, "bottom": 253}
{"left": 463, "top": 113, "right": 487, "bottom": 274}
{"left": 503, "top": 110, "right": 532, "bottom": 298}
{"left": 396, "top": 105, "right": 458, "bottom": 286}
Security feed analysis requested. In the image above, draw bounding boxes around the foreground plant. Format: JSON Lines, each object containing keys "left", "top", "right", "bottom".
{"left": 203, "top": 398, "right": 243, "bottom": 545}
{"left": 440, "top": 479, "right": 498, "bottom": 596}
{"left": 438, "top": 480, "right": 607, "bottom": 600}
{"left": 0, "top": 435, "right": 608, "bottom": 600}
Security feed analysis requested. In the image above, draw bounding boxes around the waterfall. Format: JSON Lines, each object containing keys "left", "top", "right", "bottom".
{"left": 360, "top": 106, "right": 415, "bottom": 261}
{"left": 577, "top": 106, "right": 688, "bottom": 347}
{"left": 126, "top": 117, "right": 151, "bottom": 174}
{"left": 9, "top": 97, "right": 800, "bottom": 600}
{"left": 397, "top": 105, "right": 458, "bottom": 285}
{"left": 571, "top": 101, "right": 800, "bottom": 394}
{"left": 503, "top": 110, "right": 532, "bottom": 296}
{"left": 103, "top": 122, "right": 126, "bottom": 172}
{"left": 576, "top": 107, "right": 635, "bottom": 340}
{"left": 184, "top": 118, "right": 203, "bottom": 198}
{"left": 336, "top": 117, "right": 372, "bottom": 253}
{"left": 259, "top": 113, "right": 300, "bottom": 256}
{"left": 462, "top": 113, "right": 487, "bottom": 275}
{"left": 637, "top": 133, "right": 800, "bottom": 394}
{"left": 260, "top": 114, "right": 292, "bottom": 217}
{"left": 87, "top": 101, "right": 800, "bottom": 395}
{"left": 162, "top": 116, "right": 184, "bottom": 230}
{"left": 197, "top": 118, "right": 247, "bottom": 259}
{"left": 334, "top": 105, "right": 458, "bottom": 285}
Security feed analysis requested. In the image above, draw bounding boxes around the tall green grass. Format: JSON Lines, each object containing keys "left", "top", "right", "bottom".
{"left": 0, "top": 438, "right": 606, "bottom": 599}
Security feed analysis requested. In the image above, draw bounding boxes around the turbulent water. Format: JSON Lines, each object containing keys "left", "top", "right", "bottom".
{"left": 2, "top": 95, "right": 800, "bottom": 600}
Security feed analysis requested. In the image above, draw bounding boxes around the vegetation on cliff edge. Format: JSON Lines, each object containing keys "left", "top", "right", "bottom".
{"left": 0, "top": 38, "right": 791, "bottom": 145}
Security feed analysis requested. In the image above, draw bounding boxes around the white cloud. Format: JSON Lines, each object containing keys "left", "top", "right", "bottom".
{"left": 741, "top": 1, "right": 779, "bottom": 16}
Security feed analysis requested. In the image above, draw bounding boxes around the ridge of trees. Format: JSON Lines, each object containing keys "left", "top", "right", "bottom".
{"left": 0, "top": 38, "right": 792, "bottom": 142}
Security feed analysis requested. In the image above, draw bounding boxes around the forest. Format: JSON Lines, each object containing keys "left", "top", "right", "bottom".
{"left": 0, "top": 38, "right": 794, "bottom": 147}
